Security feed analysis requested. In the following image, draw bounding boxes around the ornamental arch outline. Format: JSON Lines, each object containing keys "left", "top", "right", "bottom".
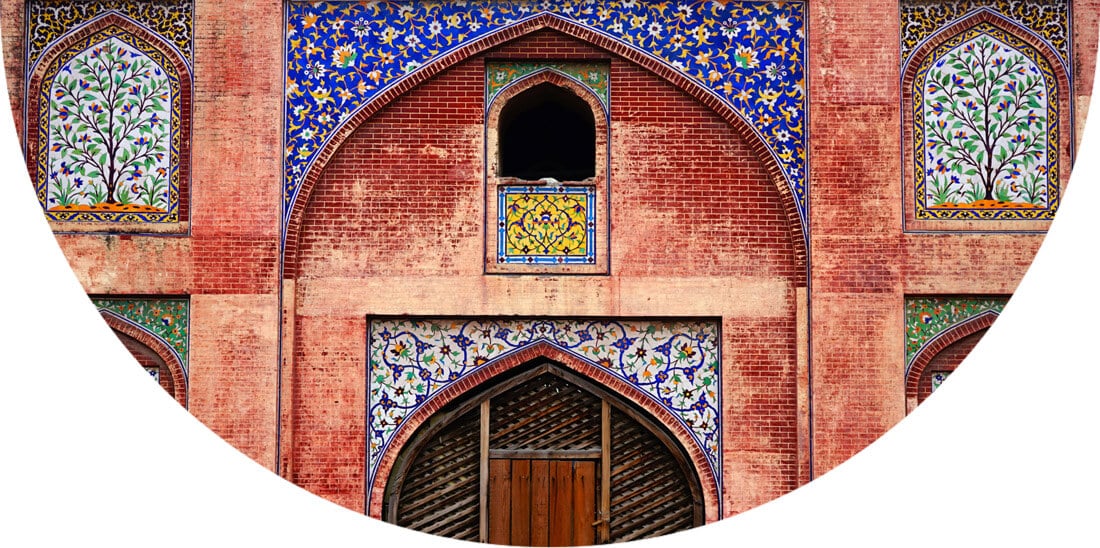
{"left": 282, "top": 14, "right": 807, "bottom": 276}
{"left": 901, "top": 9, "right": 1072, "bottom": 230}
{"left": 905, "top": 311, "right": 998, "bottom": 414}
{"left": 25, "top": 12, "right": 192, "bottom": 231}
{"left": 367, "top": 340, "right": 722, "bottom": 522}
{"left": 101, "top": 311, "right": 188, "bottom": 408}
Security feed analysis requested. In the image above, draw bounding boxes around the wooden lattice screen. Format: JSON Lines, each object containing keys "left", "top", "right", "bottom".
{"left": 386, "top": 365, "right": 702, "bottom": 545}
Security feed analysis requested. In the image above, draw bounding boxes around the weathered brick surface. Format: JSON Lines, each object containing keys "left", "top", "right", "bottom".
{"left": 293, "top": 30, "right": 801, "bottom": 518}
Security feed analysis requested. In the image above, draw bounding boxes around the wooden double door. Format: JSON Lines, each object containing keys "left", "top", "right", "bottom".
{"left": 386, "top": 364, "right": 703, "bottom": 546}
{"left": 488, "top": 458, "right": 597, "bottom": 546}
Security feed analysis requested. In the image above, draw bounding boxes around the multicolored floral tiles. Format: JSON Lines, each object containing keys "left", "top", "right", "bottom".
{"left": 25, "top": 0, "right": 194, "bottom": 70}
{"left": 367, "top": 317, "right": 721, "bottom": 496}
{"left": 931, "top": 371, "right": 951, "bottom": 391}
{"left": 93, "top": 297, "right": 189, "bottom": 375}
{"left": 284, "top": 1, "right": 807, "bottom": 244}
{"left": 487, "top": 60, "right": 609, "bottom": 109}
{"left": 35, "top": 25, "right": 182, "bottom": 223}
{"left": 902, "top": 0, "right": 1069, "bottom": 221}
{"left": 900, "top": 0, "right": 1069, "bottom": 67}
{"left": 905, "top": 296, "right": 1005, "bottom": 373}
{"left": 499, "top": 185, "right": 595, "bottom": 264}
{"left": 914, "top": 23, "right": 1058, "bottom": 219}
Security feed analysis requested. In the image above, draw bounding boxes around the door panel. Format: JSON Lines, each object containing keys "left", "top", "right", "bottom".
{"left": 489, "top": 459, "right": 596, "bottom": 547}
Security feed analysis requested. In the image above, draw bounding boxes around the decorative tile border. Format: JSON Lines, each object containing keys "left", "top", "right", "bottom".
{"left": 93, "top": 297, "right": 189, "bottom": 375}
{"left": 367, "top": 317, "right": 720, "bottom": 493}
{"left": 284, "top": 1, "right": 806, "bottom": 242}
{"left": 34, "top": 24, "right": 183, "bottom": 223}
{"left": 905, "top": 296, "right": 1005, "bottom": 370}
{"left": 912, "top": 22, "right": 1059, "bottom": 220}
{"left": 900, "top": 0, "right": 1069, "bottom": 69}
{"left": 487, "top": 60, "right": 609, "bottom": 109}
{"left": 26, "top": 0, "right": 194, "bottom": 70}
{"left": 498, "top": 185, "right": 596, "bottom": 264}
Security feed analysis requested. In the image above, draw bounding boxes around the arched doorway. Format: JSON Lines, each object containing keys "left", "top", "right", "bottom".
{"left": 383, "top": 361, "right": 704, "bottom": 545}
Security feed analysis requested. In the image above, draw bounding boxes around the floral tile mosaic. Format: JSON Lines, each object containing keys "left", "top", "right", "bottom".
{"left": 931, "top": 371, "right": 951, "bottom": 391}
{"left": 145, "top": 366, "right": 160, "bottom": 383}
{"left": 94, "top": 297, "right": 189, "bottom": 375}
{"left": 284, "top": 1, "right": 807, "bottom": 244}
{"left": 913, "top": 22, "right": 1059, "bottom": 219}
{"left": 25, "top": 0, "right": 194, "bottom": 71}
{"left": 498, "top": 185, "right": 596, "bottom": 264}
{"left": 902, "top": 0, "right": 1069, "bottom": 221}
{"left": 905, "top": 296, "right": 1005, "bottom": 373}
{"left": 900, "top": 0, "right": 1069, "bottom": 68}
{"left": 367, "top": 317, "right": 721, "bottom": 496}
{"left": 34, "top": 25, "right": 183, "bottom": 223}
{"left": 486, "top": 60, "right": 609, "bottom": 109}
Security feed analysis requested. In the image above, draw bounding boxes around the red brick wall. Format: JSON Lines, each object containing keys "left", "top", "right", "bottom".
{"left": 918, "top": 329, "right": 986, "bottom": 404}
{"left": 292, "top": 30, "right": 802, "bottom": 517}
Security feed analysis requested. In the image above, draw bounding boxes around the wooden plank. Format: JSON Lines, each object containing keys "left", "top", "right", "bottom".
{"left": 479, "top": 401, "right": 490, "bottom": 543}
{"left": 531, "top": 460, "right": 550, "bottom": 546}
{"left": 548, "top": 461, "right": 574, "bottom": 546}
{"left": 573, "top": 460, "right": 597, "bottom": 546}
{"left": 489, "top": 449, "right": 601, "bottom": 460}
{"left": 487, "top": 459, "right": 512, "bottom": 545}
{"left": 510, "top": 460, "right": 532, "bottom": 546}
{"left": 600, "top": 400, "right": 611, "bottom": 543}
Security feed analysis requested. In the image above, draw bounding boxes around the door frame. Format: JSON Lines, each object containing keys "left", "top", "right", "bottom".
{"left": 383, "top": 360, "right": 705, "bottom": 543}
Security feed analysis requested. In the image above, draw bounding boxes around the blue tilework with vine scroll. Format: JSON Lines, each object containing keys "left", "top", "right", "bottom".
{"left": 367, "top": 317, "right": 721, "bottom": 504}
{"left": 284, "top": 1, "right": 807, "bottom": 246}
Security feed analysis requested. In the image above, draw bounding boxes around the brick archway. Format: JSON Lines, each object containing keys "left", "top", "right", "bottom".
{"left": 905, "top": 312, "right": 998, "bottom": 414}
{"left": 101, "top": 311, "right": 188, "bottom": 408}
{"left": 368, "top": 340, "right": 721, "bottom": 523}
{"left": 282, "top": 14, "right": 808, "bottom": 276}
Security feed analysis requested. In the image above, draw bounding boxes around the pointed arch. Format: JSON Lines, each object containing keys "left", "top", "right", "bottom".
{"left": 25, "top": 12, "right": 192, "bottom": 230}
{"left": 368, "top": 340, "right": 721, "bottom": 522}
{"left": 905, "top": 311, "right": 998, "bottom": 414}
{"left": 101, "top": 311, "right": 188, "bottom": 408}
{"left": 282, "top": 14, "right": 807, "bottom": 276}
{"left": 901, "top": 9, "right": 1072, "bottom": 229}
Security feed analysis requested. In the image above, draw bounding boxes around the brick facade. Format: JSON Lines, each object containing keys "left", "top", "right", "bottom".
{"left": 3, "top": 0, "right": 1096, "bottom": 535}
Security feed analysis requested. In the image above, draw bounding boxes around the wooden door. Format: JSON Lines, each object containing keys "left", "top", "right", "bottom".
{"left": 488, "top": 458, "right": 596, "bottom": 547}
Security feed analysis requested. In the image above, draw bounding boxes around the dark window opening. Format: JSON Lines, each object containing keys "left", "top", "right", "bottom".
{"left": 499, "top": 82, "right": 596, "bottom": 181}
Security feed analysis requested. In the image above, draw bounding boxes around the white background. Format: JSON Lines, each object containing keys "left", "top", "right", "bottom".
{"left": 1, "top": 26, "right": 1097, "bottom": 547}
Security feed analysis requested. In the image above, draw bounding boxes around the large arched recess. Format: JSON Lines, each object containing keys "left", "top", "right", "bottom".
{"left": 25, "top": 12, "right": 193, "bottom": 230}
{"left": 367, "top": 341, "right": 721, "bottom": 523}
{"left": 282, "top": 13, "right": 807, "bottom": 276}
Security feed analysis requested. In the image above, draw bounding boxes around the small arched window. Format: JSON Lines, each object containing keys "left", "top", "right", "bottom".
{"left": 498, "top": 82, "right": 596, "bottom": 182}
{"left": 484, "top": 65, "right": 609, "bottom": 275}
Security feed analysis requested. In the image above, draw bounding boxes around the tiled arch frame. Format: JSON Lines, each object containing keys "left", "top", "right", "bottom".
{"left": 100, "top": 311, "right": 188, "bottom": 408}
{"left": 281, "top": 14, "right": 808, "bottom": 277}
{"left": 901, "top": 9, "right": 1072, "bottom": 232}
{"left": 367, "top": 340, "right": 722, "bottom": 523}
{"left": 484, "top": 69, "right": 609, "bottom": 274}
{"left": 904, "top": 311, "right": 998, "bottom": 414}
{"left": 25, "top": 12, "right": 192, "bottom": 233}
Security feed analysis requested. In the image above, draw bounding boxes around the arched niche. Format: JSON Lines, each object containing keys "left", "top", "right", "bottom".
{"left": 905, "top": 313, "right": 997, "bottom": 414}
{"left": 102, "top": 311, "right": 188, "bottom": 408}
{"left": 25, "top": 13, "right": 191, "bottom": 233}
{"left": 382, "top": 360, "right": 704, "bottom": 545}
{"left": 485, "top": 70, "right": 608, "bottom": 274}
